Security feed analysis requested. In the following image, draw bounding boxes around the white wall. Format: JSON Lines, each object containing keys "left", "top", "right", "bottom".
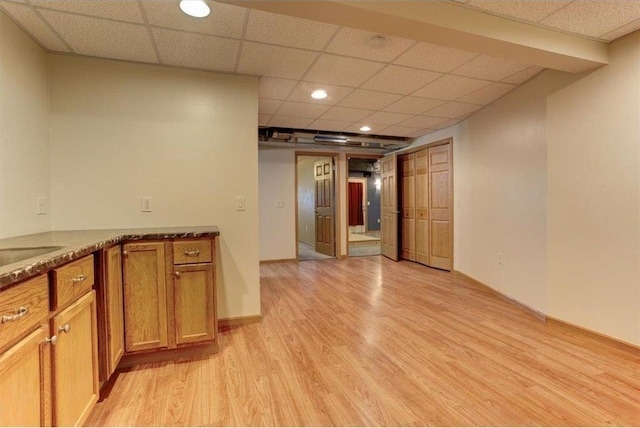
{"left": 0, "top": 12, "right": 51, "bottom": 238}
{"left": 48, "top": 55, "right": 260, "bottom": 320}
{"left": 548, "top": 33, "right": 640, "bottom": 345}
{"left": 410, "top": 70, "right": 577, "bottom": 314}
{"left": 259, "top": 147, "right": 296, "bottom": 260}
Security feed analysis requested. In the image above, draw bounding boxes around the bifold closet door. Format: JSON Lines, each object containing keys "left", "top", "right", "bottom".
{"left": 427, "top": 144, "right": 453, "bottom": 271}
{"left": 400, "top": 153, "right": 416, "bottom": 261}
{"left": 381, "top": 153, "right": 398, "bottom": 261}
{"left": 415, "top": 149, "right": 429, "bottom": 265}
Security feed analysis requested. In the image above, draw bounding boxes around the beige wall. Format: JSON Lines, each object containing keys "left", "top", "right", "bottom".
{"left": 410, "top": 70, "right": 578, "bottom": 314}
{"left": 48, "top": 55, "right": 260, "bottom": 320}
{"left": 259, "top": 147, "right": 296, "bottom": 260}
{"left": 0, "top": 12, "right": 51, "bottom": 238}
{"left": 548, "top": 33, "right": 640, "bottom": 345}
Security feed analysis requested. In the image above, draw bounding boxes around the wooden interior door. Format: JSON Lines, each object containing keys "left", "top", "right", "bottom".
{"left": 381, "top": 153, "right": 399, "bottom": 261}
{"left": 428, "top": 143, "right": 453, "bottom": 270}
{"left": 314, "top": 159, "right": 335, "bottom": 256}
{"left": 416, "top": 149, "right": 429, "bottom": 265}
{"left": 104, "top": 245, "right": 124, "bottom": 377}
{"left": 400, "top": 153, "right": 416, "bottom": 261}
{"left": 122, "top": 242, "right": 168, "bottom": 352}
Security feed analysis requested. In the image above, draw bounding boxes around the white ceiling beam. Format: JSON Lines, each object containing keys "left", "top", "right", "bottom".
{"left": 224, "top": 1, "right": 609, "bottom": 73}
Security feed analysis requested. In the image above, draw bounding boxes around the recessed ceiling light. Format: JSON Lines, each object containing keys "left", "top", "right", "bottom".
{"left": 311, "top": 89, "right": 328, "bottom": 100}
{"left": 179, "top": 0, "right": 210, "bottom": 18}
{"left": 360, "top": 125, "right": 372, "bottom": 132}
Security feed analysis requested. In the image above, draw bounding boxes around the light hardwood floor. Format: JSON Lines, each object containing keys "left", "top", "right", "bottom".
{"left": 86, "top": 257, "right": 640, "bottom": 426}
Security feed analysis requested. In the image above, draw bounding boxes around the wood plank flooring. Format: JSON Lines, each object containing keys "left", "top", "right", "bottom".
{"left": 86, "top": 256, "right": 640, "bottom": 426}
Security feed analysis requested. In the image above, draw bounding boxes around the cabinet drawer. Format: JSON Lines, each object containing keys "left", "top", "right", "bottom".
{"left": 51, "top": 255, "right": 94, "bottom": 311}
{"left": 0, "top": 275, "right": 49, "bottom": 352}
{"left": 173, "top": 240, "right": 212, "bottom": 264}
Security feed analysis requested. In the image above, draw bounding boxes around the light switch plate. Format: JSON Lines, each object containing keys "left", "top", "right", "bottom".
{"left": 141, "top": 196, "right": 152, "bottom": 212}
{"left": 236, "top": 196, "right": 246, "bottom": 211}
{"left": 36, "top": 197, "right": 48, "bottom": 215}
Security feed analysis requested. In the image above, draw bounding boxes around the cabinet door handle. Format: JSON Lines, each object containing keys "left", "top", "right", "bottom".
{"left": 122, "top": 250, "right": 128, "bottom": 257}
{"left": 184, "top": 250, "right": 200, "bottom": 257}
{"left": 175, "top": 271, "right": 181, "bottom": 278}
{"left": 71, "top": 274, "right": 87, "bottom": 284}
{"left": 58, "top": 324, "right": 71, "bottom": 334}
{"left": 44, "top": 335, "right": 58, "bottom": 346}
{"left": 1, "top": 306, "right": 28, "bottom": 324}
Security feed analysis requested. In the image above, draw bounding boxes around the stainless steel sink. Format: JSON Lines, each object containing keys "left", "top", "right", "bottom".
{"left": 0, "top": 246, "right": 64, "bottom": 267}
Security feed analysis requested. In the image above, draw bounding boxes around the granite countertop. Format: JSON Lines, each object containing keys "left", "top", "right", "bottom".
{"left": 0, "top": 226, "right": 219, "bottom": 289}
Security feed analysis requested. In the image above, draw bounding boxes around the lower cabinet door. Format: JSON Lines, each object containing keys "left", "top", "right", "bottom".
{"left": 52, "top": 291, "right": 99, "bottom": 427}
{"left": 0, "top": 325, "right": 50, "bottom": 427}
{"left": 173, "top": 263, "right": 215, "bottom": 346}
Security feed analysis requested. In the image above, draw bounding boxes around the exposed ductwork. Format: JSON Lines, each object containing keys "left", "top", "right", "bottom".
{"left": 258, "top": 127, "right": 411, "bottom": 153}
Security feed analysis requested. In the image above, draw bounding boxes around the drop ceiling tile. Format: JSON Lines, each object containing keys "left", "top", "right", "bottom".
{"left": 425, "top": 101, "right": 482, "bottom": 119}
{"left": 407, "top": 129, "right": 430, "bottom": 138}
{"left": 304, "top": 54, "right": 385, "bottom": 87}
{"left": 286, "top": 82, "right": 352, "bottom": 105}
{"left": 431, "top": 119, "right": 461, "bottom": 130}
{"left": 540, "top": 1, "right": 640, "bottom": 38}
{"left": 464, "top": 0, "right": 572, "bottom": 22}
{"left": 0, "top": 1, "right": 69, "bottom": 52}
{"left": 275, "top": 101, "right": 331, "bottom": 119}
{"left": 268, "top": 115, "right": 314, "bottom": 129}
{"left": 361, "top": 65, "right": 441, "bottom": 95}
{"left": 600, "top": 18, "right": 640, "bottom": 41}
{"left": 237, "top": 42, "right": 318, "bottom": 80}
{"left": 364, "top": 111, "right": 414, "bottom": 126}
{"left": 153, "top": 28, "right": 239, "bottom": 72}
{"left": 338, "top": 89, "right": 402, "bottom": 110}
{"left": 412, "top": 75, "right": 491, "bottom": 100}
{"left": 375, "top": 125, "right": 424, "bottom": 137}
{"left": 39, "top": 9, "right": 158, "bottom": 63}
{"left": 245, "top": 9, "right": 338, "bottom": 51}
{"left": 321, "top": 106, "right": 374, "bottom": 122}
{"left": 393, "top": 41, "right": 478, "bottom": 72}
{"left": 383, "top": 96, "right": 447, "bottom": 115}
{"left": 397, "top": 116, "right": 449, "bottom": 129}
{"left": 456, "top": 82, "right": 516, "bottom": 105}
{"left": 33, "top": 0, "right": 144, "bottom": 23}
{"left": 342, "top": 123, "right": 385, "bottom": 134}
{"left": 259, "top": 114, "right": 272, "bottom": 126}
{"left": 142, "top": 1, "right": 247, "bottom": 38}
{"left": 309, "top": 119, "right": 352, "bottom": 132}
{"left": 258, "top": 99, "right": 283, "bottom": 115}
{"left": 452, "top": 55, "right": 530, "bottom": 81}
{"left": 259, "top": 77, "right": 297, "bottom": 100}
{"left": 501, "top": 66, "right": 544, "bottom": 84}
{"left": 325, "top": 27, "right": 415, "bottom": 62}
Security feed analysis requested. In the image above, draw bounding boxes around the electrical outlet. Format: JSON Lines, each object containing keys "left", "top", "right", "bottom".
{"left": 497, "top": 252, "right": 504, "bottom": 265}
{"left": 36, "top": 197, "right": 48, "bottom": 215}
{"left": 141, "top": 196, "right": 152, "bottom": 212}
{"left": 236, "top": 196, "right": 246, "bottom": 211}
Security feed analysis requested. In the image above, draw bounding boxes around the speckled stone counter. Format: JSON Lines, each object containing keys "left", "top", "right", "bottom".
{"left": 0, "top": 226, "right": 219, "bottom": 289}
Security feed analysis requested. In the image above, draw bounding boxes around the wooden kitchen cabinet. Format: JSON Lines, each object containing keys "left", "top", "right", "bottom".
{"left": 51, "top": 290, "right": 99, "bottom": 427}
{"left": 122, "top": 238, "right": 217, "bottom": 358}
{"left": 122, "top": 242, "right": 168, "bottom": 352}
{"left": 103, "top": 245, "right": 125, "bottom": 378}
{"left": 0, "top": 325, "right": 51, "bottom": 427}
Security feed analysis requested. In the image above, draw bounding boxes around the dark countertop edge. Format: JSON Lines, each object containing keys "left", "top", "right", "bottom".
{"left": 0, "top": 229, "right": 220, "bottom": 290}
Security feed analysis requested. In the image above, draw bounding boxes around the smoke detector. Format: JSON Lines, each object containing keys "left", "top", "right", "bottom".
{"left": 367, "top": 35, "right": 388, "bottom": 49}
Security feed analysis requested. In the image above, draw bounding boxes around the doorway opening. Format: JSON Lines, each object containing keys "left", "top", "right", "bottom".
{"left": 348, "top": 157, "right": 382, "bottom": 257}
{"left": 296, "top": 154, "right": 336, "bottom": 261}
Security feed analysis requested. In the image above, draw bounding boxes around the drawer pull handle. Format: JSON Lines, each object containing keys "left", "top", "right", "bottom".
{"left": 58, "top": 324, "right": 71, "bottom": 334}
{"left": 184, "top": 250, "right": 200, "bottom": 257}
{"left": 1, "top": 306, "right": 28, "bottom": 324}
{"left": 44, "top": 335, "right": 58, "bottom": 346}
{"left": 72, "top": 274, "right": 87, "bottom": 284}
